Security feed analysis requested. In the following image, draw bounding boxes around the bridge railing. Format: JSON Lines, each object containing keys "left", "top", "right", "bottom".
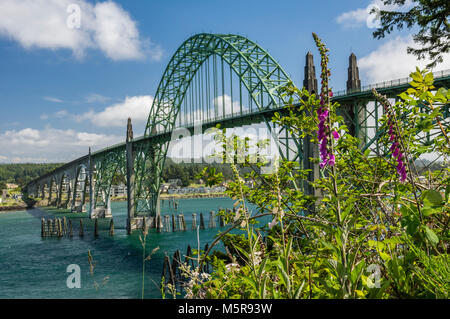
{"left": 333, "top": 68, "right": 450, "bottom": 97}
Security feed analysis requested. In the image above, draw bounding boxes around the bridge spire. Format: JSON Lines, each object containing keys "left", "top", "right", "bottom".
{"left": 126, "top": 117, "right": 135, "bottom": 234}
{"left": 347, "top": 53, "right": 361, "bottom": 92}
{"left": 344, "top": 53, "right": 365, "bottom": 143}
{"left": 302, "top": 52, "right": 320, "bottom": 198}
{"left": 303, "top": 51, "right": 318, "bottom": 93}
{"left": 126, "top": 117, "right": 133, "bottom": 141}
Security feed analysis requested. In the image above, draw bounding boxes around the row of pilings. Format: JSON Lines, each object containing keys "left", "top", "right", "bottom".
{"left": 41, "top": 209, "right": 232, "bottom": 238}
{"left": 158, "top": 211, "right": 225, "bottom": 233}
{"left": 41, "top": 217, "right": 114, "bottom": 238}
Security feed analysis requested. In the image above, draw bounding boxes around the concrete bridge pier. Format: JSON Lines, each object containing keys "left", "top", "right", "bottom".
{"left": 73, "top": 176, "right": 87, "bottom": 212}
{"left": 86, "top": 148, "right": 111, "bottom": 218}
{"left": 71, "top": 167, "right": 87, "bottom": 213}
{"left": 126, "top": 118, "right": 136, "bottom": 234}
{"left": 48, "top": 180, "right": 53, "bottom": 204}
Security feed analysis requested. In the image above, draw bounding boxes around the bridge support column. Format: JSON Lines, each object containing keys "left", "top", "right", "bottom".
{"left": 40, "top": 184, "right": 45, "bottom": 200}
{"left": 343, "top": 53, "right": 365, "bottom": 143}
{"left": 302, "top": 52, "right": 320, "bottom": 197}
{"left": 77, "top": 176, "right": 88, "bottom": 212}
{"left": 88, "top": 147, "right": 95, "bottom": 218}
{"left": 126, "top": 118, "right": 136, "bottom": 234}
{"left": 57, "top": 175, "right": 63, "bottom": 208}
{"left": 71, "top": 173, "right": 78, "bottom": 212}
{"left": 48, "top": 183, "right": 53, "bottom": 203}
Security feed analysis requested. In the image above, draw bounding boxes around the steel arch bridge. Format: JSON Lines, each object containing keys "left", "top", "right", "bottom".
{"left": 24, "top": 33, "right": 450, "bottom": 234}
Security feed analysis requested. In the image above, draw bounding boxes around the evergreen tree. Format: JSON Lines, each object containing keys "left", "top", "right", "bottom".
{"left": 373, "top": 0, "right": 450, "bottom": 68}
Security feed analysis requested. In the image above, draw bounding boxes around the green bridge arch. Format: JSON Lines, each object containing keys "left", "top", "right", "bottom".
{"left": 133, "top": 33, "right": 298, "bottom": 219}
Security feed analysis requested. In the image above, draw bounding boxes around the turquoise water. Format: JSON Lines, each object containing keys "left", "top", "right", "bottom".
{"left": 0, "top": 198, "right": 259, "bottom": 299}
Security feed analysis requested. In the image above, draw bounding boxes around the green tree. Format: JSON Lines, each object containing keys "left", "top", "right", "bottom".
{"left": 372, "top": 0, "right": 450, "bottom": 68}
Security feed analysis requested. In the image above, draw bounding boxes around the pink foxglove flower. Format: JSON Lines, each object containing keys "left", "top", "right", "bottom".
{"left": 313, "top": 33, "right": 339, "bottom": 168}
{"left": 372, "top": 89, "right": 408, "bottom": 182}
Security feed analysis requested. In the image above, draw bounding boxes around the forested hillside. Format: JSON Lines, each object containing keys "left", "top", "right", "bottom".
{"left": 0, "top": 163, "right": 63, "bottom": 189}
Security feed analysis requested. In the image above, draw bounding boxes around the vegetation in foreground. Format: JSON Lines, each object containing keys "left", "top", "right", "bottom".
{"left": 170, "top": 33, "right": 449, "bottom": 299}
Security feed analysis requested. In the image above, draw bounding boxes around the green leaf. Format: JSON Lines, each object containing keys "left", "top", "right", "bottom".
{"left": 379, "top": 251, "right": 391, "bottom": 262}
{"left": 406, "top": 88, "right": 416, "bottom": 94}
{"left": 424, "top": 226, "right": 439, "bottom": 246}
{"left": 422, "top": 207, "right": 437, "bottom": 217}
{"left": 424, "top": 72, "right": 434, "bottom": 85}
{"left": 293, "top": 281, "right": 305, "bottom": 299}
{"left": 257, "top": 255, "right": 269, "bottom": 280}
{"left": 411, "top": 71, "right": 423, "bottom": 82}
{"left": 260, "top": 275, "right": 267, "bottom": 299}
{"left": 368, "top": 240, "right": 385, "bottom": 250}
{"left": 422, "top": 190, "right": 443, "bottom": 207}
{"left": 277, "top": 260, "right": 291, "bottom": 294}
{"left": 398, "top": 92, "right": 411, "bottom": 101}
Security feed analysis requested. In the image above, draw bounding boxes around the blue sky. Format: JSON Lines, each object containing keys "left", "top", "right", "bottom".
{"left": 0, "top": 0, "right": 448, "bottom": 163}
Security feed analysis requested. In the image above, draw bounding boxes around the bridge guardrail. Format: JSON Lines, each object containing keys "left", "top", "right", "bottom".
{"left": 333, "top": 69, "right": 450, "bottom": 97}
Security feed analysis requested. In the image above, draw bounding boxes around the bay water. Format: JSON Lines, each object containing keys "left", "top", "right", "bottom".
{"left": 0, "top": 197, "right": 261, "bottom": 299}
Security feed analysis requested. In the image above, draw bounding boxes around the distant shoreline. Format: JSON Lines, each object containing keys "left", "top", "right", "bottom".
{"left": 0, "top": 203, "right": 27, "bottom": 212}
{"left": 111, "top": 192, "right": 228, "bottom": 201}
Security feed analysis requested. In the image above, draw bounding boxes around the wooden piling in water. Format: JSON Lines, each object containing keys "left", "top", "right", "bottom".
{"left": 94, "top": 218, "right": 98, "bottom": 238}
{"left": 162, "top": 255, "right": 175, "bottom": 287}
{"left": 63, "top": 217, "right": 68, "bottom": 236}
{"left": 172, "top": 250, "right": 182, "bottom": 282}
{"left": 177, "top": 214, "right": 186, "bottom": 231}
{"left": 109, "top": 218, "right": 114, "bottom": 236}
{"left": 199, "top": 213, "right": 205, "bottom": 230}
{"left": 185, "top": 245, "right": 193, "bottom": 267}
{"left": 50, "top": 219, "right": 55, "bottom": 236}
{"left": 41, "top": 218, "right": 45, "bottom": 237}
{"left": 68, "top": 220, "right": 73, "bottom": 237}
{"left": 181, "top": 214, "right": 186, "bottom": 231}
{"left": 46, "top": 219, "right": 51, "bottom": 237}
{"left": 164, "top": 215, "right": 170, "bottom": 232}
{"left": 156, "top": 214, "right": 161, "bottom": 232}
{"left": 208, "top": 211, "right": 216, "bottom": 228}
{"left": 79, "top": 219, "right": 84, "bottom": 237}
{"left": 58, "top": 218, "right": 63, "bottom": 237}
{"left": 191, "top": 213, "right": 197, "bottom": 230}
{"left": 171, "top": 214, "right": 176, "bottom": 232}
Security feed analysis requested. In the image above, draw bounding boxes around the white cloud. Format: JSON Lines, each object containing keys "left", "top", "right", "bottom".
{"left": 40, "top": 114, "right": 49, "bottom": 120}
{"left": 76, "top": 95, "right": 153, "bottom": 127}
{"left": 0, "top": 0, "right": 161, "bottom": 61}
{"left": 54, "top": 110, "right": 69, "bottom": 118}
{"left": 336, "top": 0, "right": 413, "bottom": 29}
{"left": 359, "top": 35, "right": 450, "bottom": 83}
{"left": 44, "top": 96, "right": 63, "bottom": 103}
{"left": 0, "top": 127, "right": 121, "bottom": 163}
{"left": 85, "top": 93, "right": 110, "bottom": 104}
{"left": 336, "top": 8, "right": 368, "bottom": 28}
